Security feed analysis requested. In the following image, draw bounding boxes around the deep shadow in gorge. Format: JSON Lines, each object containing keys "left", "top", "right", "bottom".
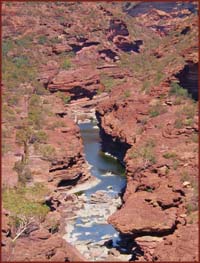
{"left": 96, "top": 111, "right": 132, "bottom": 165}
{"left": 175, "top": 62, "right": 198, "bottom": 101}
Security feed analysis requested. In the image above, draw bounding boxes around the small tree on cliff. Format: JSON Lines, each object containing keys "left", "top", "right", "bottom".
{"left": 16, "top": 123, "right": 33, "bottom": 162}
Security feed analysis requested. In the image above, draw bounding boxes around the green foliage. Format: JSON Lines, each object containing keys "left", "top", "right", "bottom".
{"left": 2, "top": 56, "right": 37, "bottom": 90}
{"left": 48, "top": 120, "right": 67, "bottom": 130}
{"left": 49, "top": 222, "right": 59, "bottom": 234}
{"left": 2, "top": 142, "right": 12, "bottom": 156}
{"left": 2, "top": 184, "right": 50, "bottom": 225}
{"left": 38, "top": 144, "right": 56, "bottom": 161}
{"left": 163, "top": 152, "right": 177, "bottom": 159}
{"left": 61, "top": 58, "right": 72, "bottom": 70}
{"left": 180, "top": 171, "right": 190, "bottom": 182}
{"left": 130, "top": 139, "right": 156, "bottom": 165}
{"left": 100, "top": 74, "right": 115, "bottom": 92}
{"left": 34, "top": 130, "right": 48, "bottom": 143}
{"left": 63, "top": 95, "right": 71, "bottom": 105}
{"left": 2, "top": 104, "right": 16, "bottom": 122}
{"left": 12, "top": 55, "right": 29, "bottom": 67}
{"left": 174, "top": 103, "right": 196, "bottom": 129}
{"left": 2, "top": 39, "right": 14, "bottom": 56}
{"left": 181, "top": 104, "right": 196, "bottom": 119}
{"left": 145, "top": 186, "right": 154, "bottom": 193}
{"left": 141, "top": 80, "right": 151, "bottom": 93}
{"left": 7, "top": 95, "right": 20, "bottom": 106}
{"left": 123, "top": 90, "right": 131, "bottom": 98}
{"left": 15, "top": 35, "right": 33, "bottom": 47}
{"left": 149, "top": 102, "right": 167, "bottom": 118}
{"left": 57, "top": 91, "right": 71, "bottom": 105}
{"left": 173, "top": 159, "right": 179, "bottom": 170}
{"left": 186, "top": 203, "right": 198, "bottom": 215}
{"left": 100, "top": 74, "right": 124, "bottom": 92}
{"left": 174, "top": 118, "right": 184, "bottom": 129}
{"left": 49, "top": 37, "right": 62, "bottom": 44}
{"left": 191, "top": 133, "right": 198, "bottom": 143}
{"left": 16, "top": 125, "right": 33, "bottom": 146}
{"left": 74, "top": 191, "right": 84, "bottom": 196}
{"left": 28, "top": 94, "right": 44, "bottom": 129}
{"left": 34, "top": 84, "right": 50, "bottom": 95}
{"left": 38, "top": 35, "right": 47, "bottom": 45}
{"left": 169, "top": 82, "right": 189, "bottom": 98}
{"left": 154, "top": 71, "right": 164, "bottom": 86}
{"left": 29, "top": 94, "right": 40, "bottom": 107}
{"left": 13, "top": 160, "right": 33, "bottom": 184}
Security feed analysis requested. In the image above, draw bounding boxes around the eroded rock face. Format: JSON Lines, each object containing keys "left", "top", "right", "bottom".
{"left": 153, "top": 224, "right": 199, "bottom": 261}
{"left": 108, "top": 193, "right": 178, "bottom": 235}
{"left": 97, "top": 68, "right": 198, "bottom": 260}
{"left": 5, "top": 232, "right": 85, "bottom": 262}
{"left": 48, "top": 68, "right": 100, "bottom": 99}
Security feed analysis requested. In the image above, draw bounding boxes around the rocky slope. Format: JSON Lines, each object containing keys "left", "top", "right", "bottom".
{"left": 2, "top": 2, "right": 198, "bottom": 262}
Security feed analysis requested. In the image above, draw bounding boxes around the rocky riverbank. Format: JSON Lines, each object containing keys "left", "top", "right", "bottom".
{"left": 96, "top": 75, "right": 198, "bottom": 261}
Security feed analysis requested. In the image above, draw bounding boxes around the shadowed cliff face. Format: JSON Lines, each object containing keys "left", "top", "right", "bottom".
{"left": 175, "top": 62, "right": 198, "bottom": 100}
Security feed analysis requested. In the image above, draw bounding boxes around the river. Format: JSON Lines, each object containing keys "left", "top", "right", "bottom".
{"left": 63, "top": 121, "right": 132, "bottom": 261}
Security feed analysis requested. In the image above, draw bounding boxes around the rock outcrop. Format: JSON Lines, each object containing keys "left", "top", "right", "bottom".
{"left": 48, "top": 68, "right": 100, "bottom": 99}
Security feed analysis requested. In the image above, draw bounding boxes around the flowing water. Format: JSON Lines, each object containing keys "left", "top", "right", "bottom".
{"left": 64, "top": 122, "right": 130, "bottom": 260}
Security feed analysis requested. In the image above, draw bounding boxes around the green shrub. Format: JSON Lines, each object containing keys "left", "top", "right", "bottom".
{"left": 2, "top": 142, "right": 12, "bottom": 156}
{"left": 174, "top": 97, "right": 182, "bottom": 105}
{"left": 7, "top": 95, "right": 20, "bottom": 106}
{"left": 163, "top": 152, "right": 177, "bottom": 159}
{"left": 174, "top": 118, "right": 184, "bottom": 129}
{"left": 145, "top": 186, "right": 154, "bottom": 193}
{"left": 100, "top": 75, "right": 115, "bottom": 92}
{"left": 13, "top": 160, "right": 33, "bottom": 184}
{"left": 3, "top": 105, "right": 16, "bottom": 122}
{"left": 191, "top": 133, "right": 198, "bottom": 143}
{"left": 63, "top": 95, "right": 71, "bottom": 105}
{"left": 38, "top": 35, "right": 48, "bottom": 45}
{"left": 149, "top": 103, "right": 167, "bottom": 118}
{"left": 15, "top": 35, "right": 33, "bottom": 47}
{"left": 180, "top": 171, "right": 190, "bottom": 182}
{"left": 48, "top": 120, "right": 67, "bottom": 130}
{"left": 29, "top": 94, "right": 41, "bottom": 107}
{"left": 130, "top": 139, "right": 156, "bottom": 165}
{"left": 173, "top": 160, "right": 179, "bottom": 170}
{"left": 181, "top": 104, "right": 196, "bottom": 119}
{"left": 16, "top": 125, "right": 33, "bottom": 146}
{"left": 28, "top": 94, "right": 44, "bottom": 129}
{"left": 34, "top": 130, "right": 48, "bottom": 143}
{"left": 57, "top": 92, "right": 71, "bottom": 105}
{"left": 186, "top": 203, "right": 198, "bottom": 215}
{"left": 12, "top": 55, "right": 29, "bottom": 67}
{"left": 34, "top": 84, "right": 49, "bottom": 95}
{"left": 123, "top": 90, "right": 131, "bottom": 98}
{"left": 184, "top": 118, "right": 194, "bottom": 126}
{"left": 39, "top": 144, "right": 56, "bottom": 161}
{"left": 169, "top": 82, "right": 189, "bottom": 98}
{"left": 2, "top": 55, "right": 37, "bottom": 91}
{"left": 61, "top": 58, "right": 71, "bottom": 70}
{"left": 2, "top": 39, "right": 14, "bottom": 56}
{"left": 2, "top": 184, "right": 50, "bottom": 226}
{"left": 141, "top": 80, "right": 151, "bottom": 93}
{"left": 49, "top": 37, "right": 62, "bottom": 44}
{"left": 154, "top": 71, "right": 164, "bottom": 86}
